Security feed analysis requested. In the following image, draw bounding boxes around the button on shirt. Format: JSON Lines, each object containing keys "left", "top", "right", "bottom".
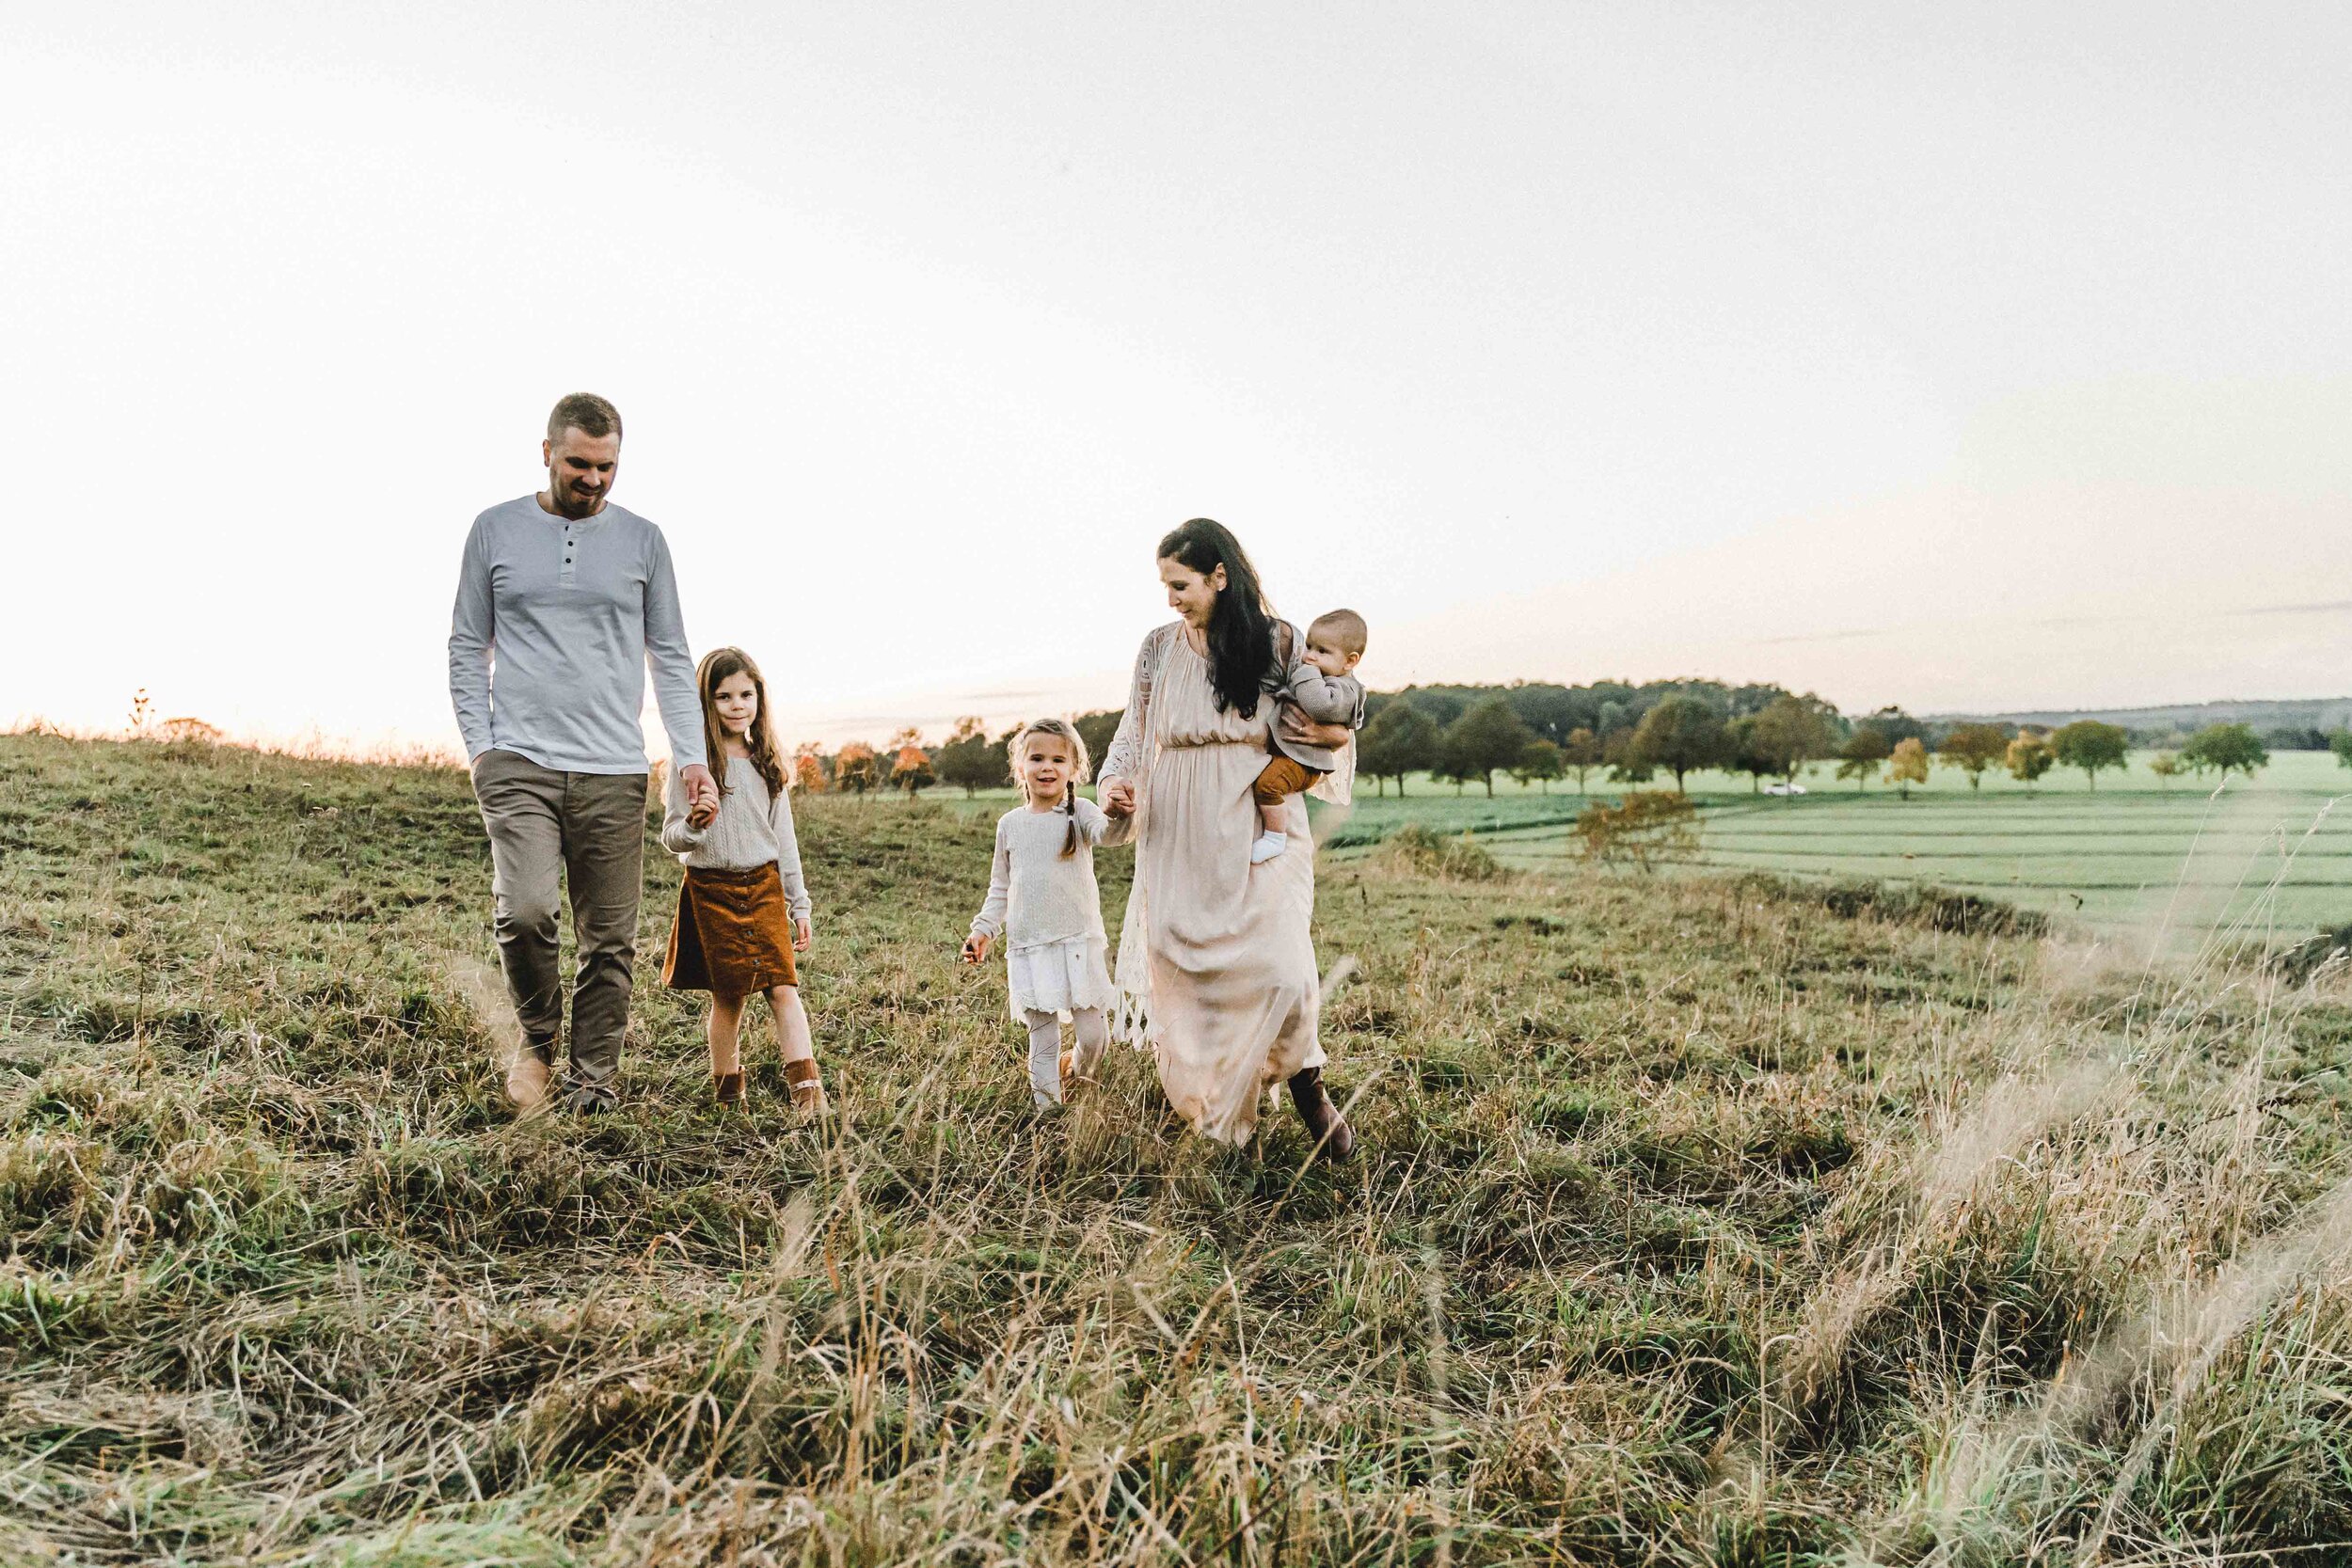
{"left": 447, "top": 495, "right": 706, "bottom": 774}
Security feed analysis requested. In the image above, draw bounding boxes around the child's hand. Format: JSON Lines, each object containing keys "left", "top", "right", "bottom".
{"left": 961, "top": 933, "right": 991, "bottom": 965}
{"left": 687, "top": 800, "right": 718, "bottom": 830}
{"left": 793, "top": 916, "right": 813, "bottom": 953}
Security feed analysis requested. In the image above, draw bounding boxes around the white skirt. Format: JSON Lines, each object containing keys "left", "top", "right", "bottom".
{"left": 1006, "top": 936, "right": 1116, "bottom": 1022}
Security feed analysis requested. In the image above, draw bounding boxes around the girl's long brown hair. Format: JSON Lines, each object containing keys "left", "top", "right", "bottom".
{"left": 696, "top": 647, "right": 787, "bottom": 799}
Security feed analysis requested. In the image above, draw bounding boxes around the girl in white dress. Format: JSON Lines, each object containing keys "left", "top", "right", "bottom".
{"left": 961, "top": 719, "right": 1133, "bottom": 1107}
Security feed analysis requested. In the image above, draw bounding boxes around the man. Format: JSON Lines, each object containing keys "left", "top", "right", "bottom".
{"left": 448, "top": 393, "right": 719, "bottom": 1113}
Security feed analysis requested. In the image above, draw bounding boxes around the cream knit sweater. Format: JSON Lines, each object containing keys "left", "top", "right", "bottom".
{"left": 660, "top": 755, "right": 812, "bottom": 921}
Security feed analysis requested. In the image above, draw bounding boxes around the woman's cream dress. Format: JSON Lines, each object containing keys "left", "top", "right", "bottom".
{"left": 1100, "top": 621, "right": 1346, "bottom": 1144}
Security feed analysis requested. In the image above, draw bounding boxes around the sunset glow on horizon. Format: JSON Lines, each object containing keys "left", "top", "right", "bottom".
{"left": 7, "top": 6, "right": 2346, "bottom": 759}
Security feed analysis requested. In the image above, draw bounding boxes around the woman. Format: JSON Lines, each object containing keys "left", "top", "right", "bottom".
{"left": 1097, "top": 519, "right": 1357, "bottom": 1154}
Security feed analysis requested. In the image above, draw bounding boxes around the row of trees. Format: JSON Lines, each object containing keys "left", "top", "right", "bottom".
{"left": 792, "top": 713, "right": 1125, "bottom": 800}
{"left": 787, "top": 693, "right": 2295, "bottom": 803}
{"left": 1353, "top": 705, "right": 2279, "bottom": 800}
{"left": 1351, "top": 692, "right": 1850, "bottom": 797}
{"left": 789, "top": 727, "right": 943, "bottom": 798}
{"left": 1362, "top": 677, "right": 2349, "bottom": 756}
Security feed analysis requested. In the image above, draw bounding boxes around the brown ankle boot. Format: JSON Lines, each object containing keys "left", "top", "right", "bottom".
{"left": 784, "top": 1057, "right": 827, "bottom": 1115}
{"left": 713, "top": 1070, "right": 744, "bottom": 1107}
{"left": 1287, "top": 1066, "right": 1355, "bottom": 1160}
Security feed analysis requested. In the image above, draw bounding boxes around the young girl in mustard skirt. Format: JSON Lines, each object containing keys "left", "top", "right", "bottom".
{"left": 660, "top": 647, "right": 827, "bottom": 1112}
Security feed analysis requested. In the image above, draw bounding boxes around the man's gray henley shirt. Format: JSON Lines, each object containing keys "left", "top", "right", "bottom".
{"left": 448, "top": 494, "right": 706, "bottom": 774}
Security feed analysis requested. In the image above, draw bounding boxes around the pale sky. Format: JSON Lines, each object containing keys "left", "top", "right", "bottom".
{"left": 5, "top": 4, "right": 2345, "bottom": 754}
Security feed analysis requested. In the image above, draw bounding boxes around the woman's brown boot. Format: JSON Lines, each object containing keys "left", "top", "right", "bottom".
{"left": 784, "top": 1057, "right": 828, "bottom": 1116}
{"left": 1287, "top": 1066, "right": 1355, "bottom": 1160}
{"left": 713, "top": 1070, "right": 744, "bottom": 1107}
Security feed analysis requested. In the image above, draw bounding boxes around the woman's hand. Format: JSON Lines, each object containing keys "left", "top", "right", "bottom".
{"left": 1295, "top": 719, "right": 1352, "bottom": 750}
{"left": 1098, "top": 776, "right": 1136, "bottom": 816}
{"left": 961, "top": 933, "right": 992, "bottom": 965}
{"left": 793, "top": 916, "right": 813, "bottom": 953}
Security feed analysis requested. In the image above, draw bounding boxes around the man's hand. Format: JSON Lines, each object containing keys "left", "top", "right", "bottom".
{"left": 1098, "top": 776, "right": 1136, "bottom": 817}
{"left": 793, "top": 916, "right": 813, "bottom": 953}
{"left": 680, "top": 762, "right": 719, "bottom": 828}
{"left": 961, "top": 933, "right": 992, "bottom": 965}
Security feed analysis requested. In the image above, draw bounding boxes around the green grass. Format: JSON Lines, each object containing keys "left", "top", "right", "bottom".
{"left": 6, "top": 732, "right": 2352, "bottom": 1565}
{"left": 1336, "top": 752, "right": 2352, "bottom": 933}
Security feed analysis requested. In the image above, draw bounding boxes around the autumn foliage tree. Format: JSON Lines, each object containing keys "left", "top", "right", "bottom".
{"left": 833, "top": 741, "right": 880, "bottom": 797}
{"left": 886, "top": 726, "right": 933, "bottom": 798}
{"left": 1883, "top": 736, "right": 1931, "bottom": 800}
{"left": 2005, "top": 731, "right": 2055, "bottom": 792}
{"left": 1937, "top": 723, "right": 2010, "bottom": 791}
{"left": 791, "top": 741, "right": 827, "bottom": 795}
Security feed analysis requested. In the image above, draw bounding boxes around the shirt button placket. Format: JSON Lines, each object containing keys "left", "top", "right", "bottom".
{"left": 561, "top": 523, "right": 576, "bottom": 587}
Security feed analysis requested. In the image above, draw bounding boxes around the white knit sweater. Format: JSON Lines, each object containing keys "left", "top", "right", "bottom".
{"left": 660, "top": 755, "right": 812, "bottom": 921}
{"left": 970, "top": 799, "right": 1128, "bottom": 948}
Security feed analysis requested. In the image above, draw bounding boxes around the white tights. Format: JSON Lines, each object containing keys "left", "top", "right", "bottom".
{"left": 1023, "top": 1006, "right": 1108, "bottom": 1106}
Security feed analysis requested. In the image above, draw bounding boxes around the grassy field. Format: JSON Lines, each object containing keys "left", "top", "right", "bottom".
{"left": 1311, "top": 752, "right": 2352, "bottom": 935}
{"left": 7, "top": 731, "right": 2352, "bottom": 1564}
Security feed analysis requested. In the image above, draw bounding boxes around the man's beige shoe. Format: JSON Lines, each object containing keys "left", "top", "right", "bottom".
{"left": 506, "top": 1048, "right": 553, "bottom": 1116}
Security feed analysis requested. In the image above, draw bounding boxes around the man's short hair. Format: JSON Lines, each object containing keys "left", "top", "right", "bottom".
{"left": 1309, "top": 608, "right": 1369, "bottom": 657}
{"left": 548, "top": 392, "right": 623, "bottom": 443}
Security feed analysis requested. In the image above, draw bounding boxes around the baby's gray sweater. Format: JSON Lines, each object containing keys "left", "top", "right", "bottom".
{"left": 1269, "top": 666, "right": 1367, "bottom": 771}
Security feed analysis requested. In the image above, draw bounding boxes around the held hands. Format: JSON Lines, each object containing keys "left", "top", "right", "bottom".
{"left": 680, "top": 762, "right": 720, "bottom": 829}
{"left": 961, "top": 932, "right": 992, "bottom": 966}
{"left": 1098, "top": 777, "right": 1136, "bottom": 817}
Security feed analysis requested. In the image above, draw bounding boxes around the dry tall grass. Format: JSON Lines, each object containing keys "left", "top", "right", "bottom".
{"left": 3, "top": 733, "right": 2348, "bottom": 1565}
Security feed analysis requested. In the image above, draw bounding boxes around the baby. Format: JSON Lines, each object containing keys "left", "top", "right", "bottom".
{"left": 1251, "top": 609, "right": 1368, "bottom": 863}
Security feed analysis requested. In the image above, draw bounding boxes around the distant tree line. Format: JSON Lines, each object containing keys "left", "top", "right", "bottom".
{"left": 792, "top": 679, "right": 2330, "bottom": 803}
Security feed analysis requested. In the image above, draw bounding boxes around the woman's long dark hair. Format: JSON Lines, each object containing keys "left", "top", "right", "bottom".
{"left": 1157, "top": 517, "right": 1277, "bottom": 719}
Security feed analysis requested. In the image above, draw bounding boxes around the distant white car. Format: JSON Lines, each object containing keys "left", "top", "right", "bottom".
{"left": 1763, "top": 782, "right": 1808, "bottom": 797}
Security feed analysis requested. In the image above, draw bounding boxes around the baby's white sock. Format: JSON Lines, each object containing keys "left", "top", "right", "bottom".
{"left": 1250, "top": 831, "right": 1288, "bottom": 864}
